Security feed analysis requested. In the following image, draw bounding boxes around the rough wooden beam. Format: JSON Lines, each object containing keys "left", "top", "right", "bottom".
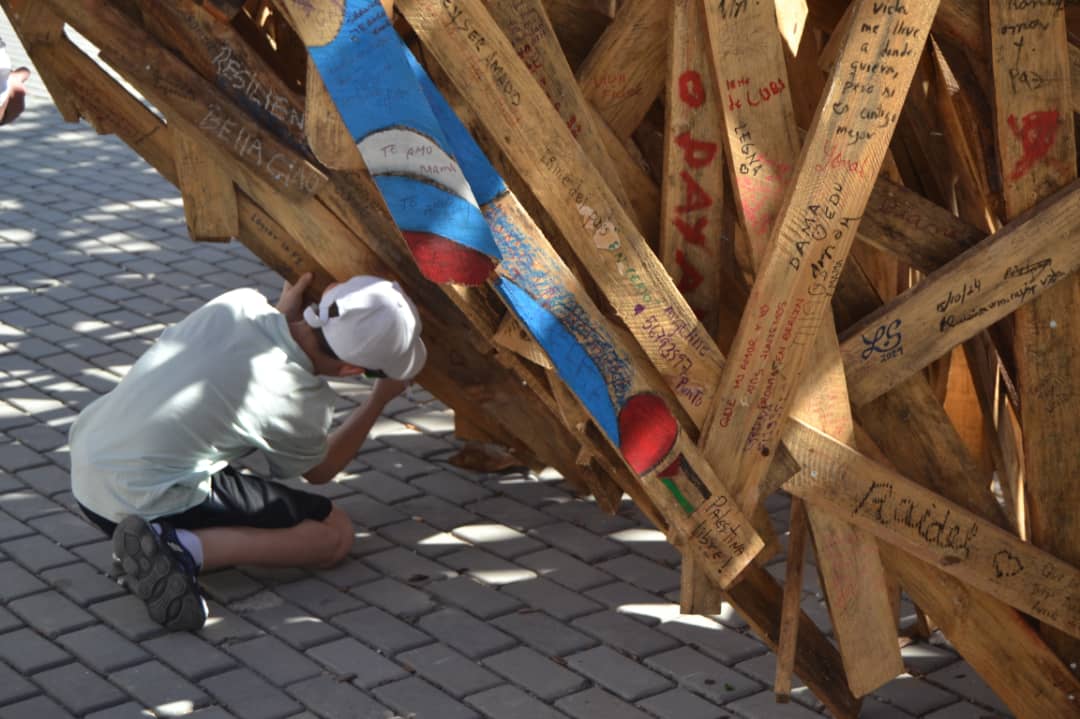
{"left": 173, "top": 131, "right": 239, "bottom": 242}
{"left": 988, "top": 0, "right": 1080, "bottom": 675}
{"left": 840, "top": 179, "right": 1080, "bottom": 406}
{"left": 697, "top": 0, "right": 939, "bottom": 514}
{"left": 575, "top": 0, "right": 666, "bottom": 138}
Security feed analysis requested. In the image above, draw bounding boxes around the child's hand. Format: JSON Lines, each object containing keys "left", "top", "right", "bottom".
{"left": 276, "top": 272, "right": 313, "bottom": 321}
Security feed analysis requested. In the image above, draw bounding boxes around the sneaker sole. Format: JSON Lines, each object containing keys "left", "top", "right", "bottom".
{"left": 113, "top": 516, "right": 206, "bottom": 632}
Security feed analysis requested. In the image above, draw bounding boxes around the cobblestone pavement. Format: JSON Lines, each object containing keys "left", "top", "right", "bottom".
{"left": 0, "top": 15, "right": 1015, "bottom": 719}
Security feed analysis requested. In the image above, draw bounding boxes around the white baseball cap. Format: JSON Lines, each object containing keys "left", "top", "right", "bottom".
{"left": 302, "top": 276, "right": 427, "bottom": 380}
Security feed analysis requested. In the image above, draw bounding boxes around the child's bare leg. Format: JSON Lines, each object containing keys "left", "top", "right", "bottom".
{"left": 193, "top": 504, "right": 354, "bottom": 571}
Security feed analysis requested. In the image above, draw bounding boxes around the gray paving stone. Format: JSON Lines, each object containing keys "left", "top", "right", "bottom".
{"left": 0, "top": 559, "right": 47, "bottom": 600}
{"left": 491, "top": 611, "right": 597, "bottom": 658}
{"left": 199, "top": 570, "right": 264, "bottom": 604}
{"left": 554, "top": 687, "right": 654, "bottom": 719}
{"left": 333, "top": 606, "right": 433, "bottom": 655}
{"left": 595, "top": 553, "right": 680, "bottom": 595}
{"left": 923, "top": 700, "right": 1009, "bottom": 718}
{"left": 927, "top": 661, "right": 1011, "bottom": 716}
{"left": 27, "top": 510, "right": 102, "bottom": 547}
{"left": 543, "top": 501, "right": 638, "bottom": 536}
{"left": 466, "top": 684, "right": 569, "bottom": 719}
{"left": 566, "top": 646, "right": 672, "bottom": 702}
{"left": 376, "top": 519, "right": 470, "bottom": 558}
{"left": 56, "top": 624, "right": 150, "bottom": 674}
{"left": 428, "top": 576, "right": 522, "bottom": 619}
{"left": 334, "top": 492, "right": 406, "bottom": 526}
{"left": 225, "top": 635, "right": 321, "bottom": 687}
{"left": 481, "top": 646, "right": 587, "bottom": 701}
{"left": 606, "top": 527, "right": 683, "bottom": 566}
{"left": 8, "top": 589, "right": 96, "bottom": 637}
{"left": 467, "top": 497, "right": 556, "bottom": 531}
{"left": 373, "top": 676, "right": 480, "bottom": 719}
{"left": 196, "top": 601, "right": 263, "bottom": 645}
{"left": 363, "top": 546, "right": 458, "bottom": 583}
{"left": 489, "top": 476, "right": 572, "bottom": 508}
{"left": 84, "top": 702, "right": 161, "bottom": 719}
{"left": 90, "top": 595, "right": 167, "bottom": 642}
{"left": 143, "top": 632, "right": 238, "bottom": 681}
{"left": 41, "top": 561, "right": 125, "bottom": 606}
{"left": 311, "top": 557, "right": 380, "bottom": 590}
{"left": 658, "top": 615, "right": 767, "bottom": 664}
{"left": 0, "top": 511, "right": 34, "bottom": 542}
{"left": 636, "top": 687, "right": 728, "bottom": 719}
{"left": 900, "top": 640, "right": 959, "bottom": 675}
{"left": 0, "top": 695, "right": 76, "bottom": 719}
{"left": 581, "top": 581, "right": 681, "bottom": 626}
{"left": 274, "top": 577, "right": 366, "bottom": 618}
{"left": 361, "top": 447, "right": 440, "bottom": 480}
{"left": 33, "top": 661, "right": 128, "bottom": 716}
{"left": 0, "top": 442, "right": 45, "bottom": 472}
{"left": 733, "top": 652, "right": 820, "bottom": 712}
{"left": 645, "top": 646, "right": 762, "bottom": 705}
{"left": 2, "top": 533, "right": 78, "bottom": 571}
{"left": 451, "top": 523, "right": 544, "bottom": 559}
{"left": 109, "top": 660, "right": 210, "bottom": 715}
{"left": 397, "top": 495, "right": 482, "bottom": 531}
{"left": 417, "top": 608, "right": 516, "bottom": 660}
{"left": 287, "top": 675, "right": 392, "bottom": 719}
{"left": 516, "top": 549, "right": 613, "bottom": 591}
{"left": 349, "top": 527, "right": 397, "bottom": 557}
{"left": 350, "top": 577, "right": 436, "bottom": 618}
{"left": 728, "top": 690, "right": 828, "bottom": 718}
{"left": 411, "top": 470, "right": 491, "bottom": 505}
{"left": 528, "top": 522, "right": 625, "bottom": 564}
{"left": 0, "top": 488, "right": 62, "bottom": 521}
{"left": 239, "top": 599, "right": 344, "bottom": 650}
{"left": 571, "top": 610, "right": 680, "bottom": 659}
{"left": 0, "top": 627, "right": 71, "bottom": 673}
{"left": 873, "top": 673, "right": 959, "bottom": 716}
{"left": 859, "top": 696, "right": 919, "bottom": 718}
{"left": 439, "top": 548, "right": 539, "bottom": 586}
{"left": 201, "top": 667, "right": 301, "bottom": 719}
{"left": 0, "top": 659, "right": 38, "bottom": 707}
{"left": 398, "top": 643, "right": 502, "bottom": 699}
{"left": 500, "top": 577, "right": 602, "bottom": 621}
{"left": 306, "top": 636, "right": 408, "bottom": 689}
{"left": 0, "top": 607, "right": 20, "bottom": 634}
{"left": 350, "top": 469, "right": 423, "bottom": 504}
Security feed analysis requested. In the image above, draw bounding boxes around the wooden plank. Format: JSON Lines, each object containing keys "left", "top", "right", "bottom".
{"left": 1, "top": 0, "right": 80, "bottom": 122}
{"left": 539, "top": 0, "right": 614, "bottom": 70}
{"left": 783, "top": 418, "right": 1080, "bottom": 640}
{"left": 774, "top": 495, "right": 809, "bottom": 703}
{"left": 482, "top": 0, "right": 634, "bottom": 214}
{"left": 305, "top": 58, "right": 366, "bottom": 171}
{"left": 703, "top": 0, "right": 900, "bottom": 696}
{"left": 988, "top": 0, "right": 1080, "bottom": 673}
{"left": 660, "top": 0, "right": 726, "bottom": 337}
{"left": 696, "top": 0, "right": 939, "bottom": 514}
{"left": 840, "top": 179, "right": 1080, "bottom": 407}
{"left": 173, "top": 131, "right": 239, "bottom": 242}
{"left": 576, "top": 0, "right": 666, "bottom": 137}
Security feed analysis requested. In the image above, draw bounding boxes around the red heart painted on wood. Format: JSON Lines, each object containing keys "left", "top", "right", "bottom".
{"left": 404, "top": 231, "right": 495, "bottom": 286}
{"left": 618, "top": 393, "right": 679, "bottom": 475}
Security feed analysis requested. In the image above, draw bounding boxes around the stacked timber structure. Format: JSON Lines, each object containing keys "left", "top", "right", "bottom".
{"left": 3, "top": 0, "right": 1079, "bottom": 715}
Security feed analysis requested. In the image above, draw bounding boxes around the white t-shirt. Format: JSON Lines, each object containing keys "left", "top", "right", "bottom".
{"left": 70, "top": 289, "right": 337, "bottom": 522}
{"left": 0, "top": 39, "right": 10, "bottom": 109}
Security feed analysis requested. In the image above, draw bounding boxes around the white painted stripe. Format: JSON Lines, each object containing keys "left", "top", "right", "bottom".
{"left": 357, "top": 127, "right": 478, "bottom": 206}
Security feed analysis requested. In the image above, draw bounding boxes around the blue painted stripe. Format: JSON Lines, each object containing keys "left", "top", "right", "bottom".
{"left": 404, "top": 48, "right": 507, "bottom": 206}
{"left": 495, "top": 278, "right": 620, "bottom": 444}
{"left": 376, "top": 175, "right": 499, "bottom": 257}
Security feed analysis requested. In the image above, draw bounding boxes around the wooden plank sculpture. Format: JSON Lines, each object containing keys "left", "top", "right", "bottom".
{"left": 4, "top": 0, "right": 1080, "bottom": 716}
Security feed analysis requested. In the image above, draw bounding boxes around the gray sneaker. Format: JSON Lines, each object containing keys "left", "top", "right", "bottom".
{"left": 112, "top": 516, "right": 208, "bottom": 632}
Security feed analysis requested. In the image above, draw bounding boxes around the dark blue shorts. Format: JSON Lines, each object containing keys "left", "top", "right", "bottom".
{"left": 79, "top": 465, "right": 333, "bottom": 536}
